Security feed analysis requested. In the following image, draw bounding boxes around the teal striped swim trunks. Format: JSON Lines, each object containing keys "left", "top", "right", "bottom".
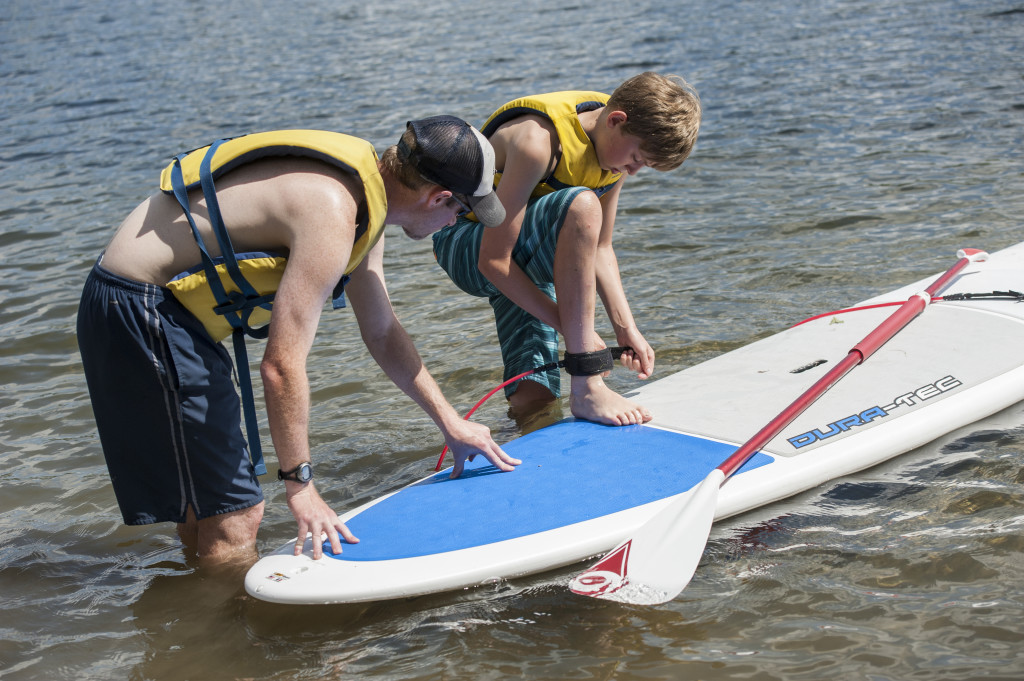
{"left": 432, "top": 187, "right": 590, "bottom": 398}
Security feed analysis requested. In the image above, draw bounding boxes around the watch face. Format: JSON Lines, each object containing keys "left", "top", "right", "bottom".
{"left": 296, "top": 463, "right": 313, "bottom": 483}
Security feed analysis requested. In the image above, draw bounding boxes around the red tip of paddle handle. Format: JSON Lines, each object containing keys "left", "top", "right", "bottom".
{"left": 956, "top": 248, "right": 988, "bottom": 263}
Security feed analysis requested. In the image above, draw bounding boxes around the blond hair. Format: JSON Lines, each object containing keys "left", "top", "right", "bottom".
{"left": 607, "top": 72, "right": 702, "bottom": 171}
{"left": 380, "top": 128, "right": 433, "bottom": 191}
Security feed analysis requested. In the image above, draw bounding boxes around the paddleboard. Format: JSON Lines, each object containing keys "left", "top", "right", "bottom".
{"left": 246, "top": 243, "right": 1024, "bottom": 604}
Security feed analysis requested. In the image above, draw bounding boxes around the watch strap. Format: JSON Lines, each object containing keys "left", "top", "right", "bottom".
{"left": 277, "top": 462, "right": 313, "bottom": 482}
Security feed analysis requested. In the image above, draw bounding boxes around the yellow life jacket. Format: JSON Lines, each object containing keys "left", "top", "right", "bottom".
{"left": 481, "top": 91, "right": 623, "bottom": 199}
{"left": 160, "top": 129, "right": 388, "bottom": 342}
{"left": 165, "top": 252, "right": 285, "bottom": 342}
{"left": 158, "top": 130, "right": 388, "bottom": 477}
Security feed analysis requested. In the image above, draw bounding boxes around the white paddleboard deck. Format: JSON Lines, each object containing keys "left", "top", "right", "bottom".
{"left": 246, "top": 243, "right": 1024, "bottom": 604}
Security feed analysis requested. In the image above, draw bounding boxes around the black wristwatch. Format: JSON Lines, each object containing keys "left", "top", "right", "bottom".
{"left": 278, "top": 462, "right": 314, "bottom": 483}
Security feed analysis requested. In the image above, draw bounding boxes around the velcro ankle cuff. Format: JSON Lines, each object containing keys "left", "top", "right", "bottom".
{"left": 562, "top": 348, "right": 614, "bottom": 376}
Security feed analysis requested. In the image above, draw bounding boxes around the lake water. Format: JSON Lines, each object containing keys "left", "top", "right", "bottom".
{"left": 2, "top": 0, "right": 1023, "bottom": 679}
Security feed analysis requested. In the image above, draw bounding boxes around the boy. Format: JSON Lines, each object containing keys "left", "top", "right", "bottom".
{"left": 432, "top": 72, "right": 702, "bottom": 425}
{"left": 77, "top": 117, "right": 520, "bottom": 565}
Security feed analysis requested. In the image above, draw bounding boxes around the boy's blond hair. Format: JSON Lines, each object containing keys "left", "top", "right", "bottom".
{"left": 607, "top": 72, "right": 702, "bottom": 171}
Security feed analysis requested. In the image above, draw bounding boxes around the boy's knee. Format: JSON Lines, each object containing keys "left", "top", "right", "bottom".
{"left": 560, "top": 191, "right": 603, "bottom": 245}
{"left": 566, "top": 189, "right": 602, "bottom": 221}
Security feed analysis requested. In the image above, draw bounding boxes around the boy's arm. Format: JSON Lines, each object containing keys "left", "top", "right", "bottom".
{"left": 594, "top": 180, "right": 655, "bottom": 379}
{"left": 477, "top": 118, "right": 563, "bottom": 332}
{"left": 346, "top": 236, "right": 520, "bottom": 478}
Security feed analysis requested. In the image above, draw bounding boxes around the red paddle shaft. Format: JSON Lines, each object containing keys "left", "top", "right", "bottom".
{"left": 717, "top": 248, "right": 987, "bottom": 479}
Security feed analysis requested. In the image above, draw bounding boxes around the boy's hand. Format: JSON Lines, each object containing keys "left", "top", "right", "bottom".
{"left": 617, "top": 331, "right": 655, "bottom": 380}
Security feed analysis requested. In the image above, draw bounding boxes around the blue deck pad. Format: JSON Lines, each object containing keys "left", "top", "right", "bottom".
{"left": 326, "top": 420, "right": 772, "bottom": 561}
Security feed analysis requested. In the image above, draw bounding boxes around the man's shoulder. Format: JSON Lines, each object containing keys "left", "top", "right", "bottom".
{"left": 282, "top": 160, "right": 364, "bottom": 215}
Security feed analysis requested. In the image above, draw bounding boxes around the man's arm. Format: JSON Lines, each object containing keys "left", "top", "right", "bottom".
{"left": 260, "top": 174, "right": 362, "bottom": 559}
{"left": 346, "top": 235, "right": 521, "bottom": 478}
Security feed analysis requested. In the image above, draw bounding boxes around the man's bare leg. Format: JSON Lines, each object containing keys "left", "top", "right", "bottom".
{"left": 177, "top": 501, "right": 265, "bottom": 566}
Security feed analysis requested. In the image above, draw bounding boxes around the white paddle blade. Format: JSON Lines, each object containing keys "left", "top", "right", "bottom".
{"left": 569, "top": 469, "right": 725, "bottom": 604}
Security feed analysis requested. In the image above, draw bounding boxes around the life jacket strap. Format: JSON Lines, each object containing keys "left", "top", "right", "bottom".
{"left": 230, "top": 329, "right": 267, "bottom": 476}
{"left": 168, "top": 140, "right": 270, "bottom": 475}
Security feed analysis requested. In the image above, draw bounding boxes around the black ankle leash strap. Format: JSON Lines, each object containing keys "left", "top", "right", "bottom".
{"left": 524, "top": 347, "right": 633, "bottom": 376}
{"left": 560, "top": 347, "right": 631, "bottom": 376}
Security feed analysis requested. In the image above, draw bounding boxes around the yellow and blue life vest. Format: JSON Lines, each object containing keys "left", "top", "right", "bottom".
{"left": 161, "top": 129, "right": 387, "bottom": 342}
{"left": 159, "top": 130, "right": 388, "bottom": 475}
{"left": 481, "top": 91, "right": 623, "bottom": 199}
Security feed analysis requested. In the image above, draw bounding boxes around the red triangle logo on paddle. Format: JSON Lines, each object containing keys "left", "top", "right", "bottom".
{"left": 591, "top": 540, "right": 631, "bottom": 576}
{"left": 570, "top": 540, "right": 632, "bottom": 596}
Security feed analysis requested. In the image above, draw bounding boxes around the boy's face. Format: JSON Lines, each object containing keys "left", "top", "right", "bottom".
{"left": 597, "top": 118, "right": 650, "bottom": 177}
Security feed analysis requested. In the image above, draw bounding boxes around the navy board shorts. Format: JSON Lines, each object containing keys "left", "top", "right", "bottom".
{"left": 432, "top": 187, "right": 589, "bottom": 399}
{"left": 76, "top": 259, "right": 263, "bottom": 525}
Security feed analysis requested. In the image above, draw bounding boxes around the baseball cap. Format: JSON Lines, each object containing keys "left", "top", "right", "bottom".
{"left": 398, "top": 115, "right": 505, "bottom": 228}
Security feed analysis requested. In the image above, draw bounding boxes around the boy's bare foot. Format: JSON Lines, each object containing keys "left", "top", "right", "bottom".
{"left": 569, "top": 375, "right": 652, "bottom": 426}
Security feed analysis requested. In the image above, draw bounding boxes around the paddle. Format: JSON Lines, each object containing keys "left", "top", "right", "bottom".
{"left": 569, "top": 248, "right": 989, "bottom": 605}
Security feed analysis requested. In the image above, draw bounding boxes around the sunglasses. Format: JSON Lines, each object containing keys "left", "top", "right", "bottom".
{"left": 450, "top": 193, "right": 472, "bottom": 217}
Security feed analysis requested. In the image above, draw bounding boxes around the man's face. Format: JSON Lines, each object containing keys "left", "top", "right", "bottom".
{"left": 400, "top": 192, "right": 466, "bottom": 240}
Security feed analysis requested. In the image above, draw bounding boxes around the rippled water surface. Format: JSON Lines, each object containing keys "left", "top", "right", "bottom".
{"left": 2, "top": 0, "right": 1023, "bottom": 679}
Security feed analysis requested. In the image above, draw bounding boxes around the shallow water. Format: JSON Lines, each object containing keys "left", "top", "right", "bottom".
{"left": 1, "top": 0, "right": 1023, "bottom": 679}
